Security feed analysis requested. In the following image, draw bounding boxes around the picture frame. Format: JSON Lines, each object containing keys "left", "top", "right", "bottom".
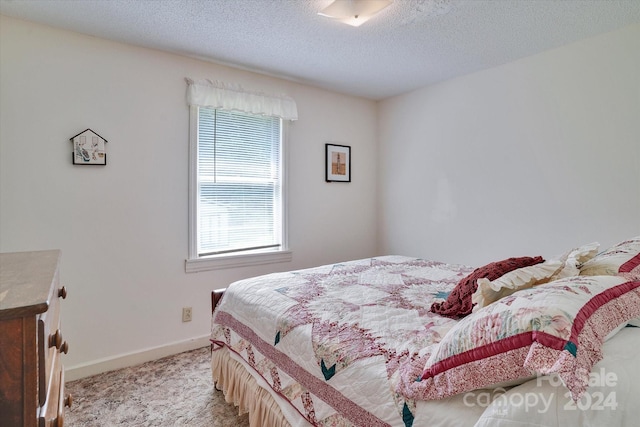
{"left": 70, "top": 128, "right": 107, "bottom": 165}
{"left": 325, "top": 143, "right": 351, "bottom": 182}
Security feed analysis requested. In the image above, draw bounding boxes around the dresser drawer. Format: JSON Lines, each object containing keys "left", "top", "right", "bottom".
{"left": 57, "top": 368, "right": 69, "bottom": 427}
{"left": 38, "top": 284, "right": 67, "bottom": 406}
{"left": 38, "top": 353, "right": 65, "bottom": 427}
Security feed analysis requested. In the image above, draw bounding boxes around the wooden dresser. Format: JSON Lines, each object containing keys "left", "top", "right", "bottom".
{"left": 0, "top": 250, "right": 72, "bottom": 427}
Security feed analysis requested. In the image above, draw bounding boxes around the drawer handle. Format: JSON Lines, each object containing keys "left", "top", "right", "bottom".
{"left": 55, "top": 395, "right": 73, "bottom": 427}
{"left": 58, "top": 286, "right": 67, "bottom": 299}
{"left": 61, "top": 341, "right": 69, "bottom": 354}
{"left": 49, "top": 330, "right": 62, "bottom": 349}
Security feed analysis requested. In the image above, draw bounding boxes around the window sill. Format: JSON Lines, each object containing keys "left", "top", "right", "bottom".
{"left": 185, "top": 250, "right": 292, "bottom": 273}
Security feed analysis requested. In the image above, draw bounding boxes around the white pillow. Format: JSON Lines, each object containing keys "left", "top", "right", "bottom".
{"left": 580, "top": 236, "right": 640, "bottom": 278}
{"left": 472, "top": 260, "right": 563, "bottom": 311}
{"left": 549, "top": 241, "right": 600, "bottom": 280}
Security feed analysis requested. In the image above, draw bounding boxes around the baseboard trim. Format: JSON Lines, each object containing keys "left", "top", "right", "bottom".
{"left": 65, "top": 334, "right": 211, "bottom": 382}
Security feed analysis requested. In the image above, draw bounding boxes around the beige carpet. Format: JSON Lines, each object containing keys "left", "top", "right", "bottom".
{"left": 65, "top": 346, "right": 250, "bottom": 426}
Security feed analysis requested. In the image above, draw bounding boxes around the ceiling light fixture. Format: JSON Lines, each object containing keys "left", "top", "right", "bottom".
{"left": 318, "top": 0, "right": 392, "bottom": 27}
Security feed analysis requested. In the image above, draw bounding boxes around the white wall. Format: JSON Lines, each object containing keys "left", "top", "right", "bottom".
{"left": 0, "top": 16, "right": 378, "bottom": 376}
{"left": 378, "top": 24, "right": 640, "bottom": 266}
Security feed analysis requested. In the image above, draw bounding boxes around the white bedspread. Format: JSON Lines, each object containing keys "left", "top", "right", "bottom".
{"left": 212, "top": 256, "right": 479, "bottom": 426}
{"left": 211, "top": 256, "right": 639, "bottom": 427}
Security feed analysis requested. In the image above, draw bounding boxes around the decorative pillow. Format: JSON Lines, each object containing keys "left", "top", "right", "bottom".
{"left": 430, "top": 256, "right": 544, "bottom": 318}
{"left": 548, "top": 242, "right": 600, "bottom": 281}
{"left": 470, "top": 242, "right": 601, "bottom": 311}
{"left": 579, "top": 236, "right": 640, "bottom": 279}
{"left": 472, "top": 260, "right": 563, "bottom": 311}
{"left": 397, "top": 275, "right": 640, "bottom": 402}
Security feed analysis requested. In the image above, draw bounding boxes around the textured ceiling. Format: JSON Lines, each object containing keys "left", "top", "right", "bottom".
{"left": 1, "top": 0, "right": 639, "bottom": 100}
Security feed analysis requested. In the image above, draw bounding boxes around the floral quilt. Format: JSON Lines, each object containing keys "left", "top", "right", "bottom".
{"left": 211, "top": 256, "right": 474, "bottom": 427}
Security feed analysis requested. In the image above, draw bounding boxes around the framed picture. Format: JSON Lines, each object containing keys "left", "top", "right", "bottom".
{"left": 325, "top": 143, "right": 351, "bottom": 182}
{"left": 70, "top": 128, "right": 107, "bottom": 165}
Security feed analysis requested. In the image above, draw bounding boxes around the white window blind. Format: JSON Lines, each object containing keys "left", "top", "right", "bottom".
{"left": 197, "top": 107, "right": 283, "bottom": 257}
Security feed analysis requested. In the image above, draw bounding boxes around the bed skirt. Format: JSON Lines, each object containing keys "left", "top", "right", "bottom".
{"left": 211, "top": 346, "right": 293, "bottom": 427}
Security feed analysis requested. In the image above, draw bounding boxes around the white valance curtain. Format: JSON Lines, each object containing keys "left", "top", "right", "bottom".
{"left": 185, "top": 78, "right": 298, "bottom": 121}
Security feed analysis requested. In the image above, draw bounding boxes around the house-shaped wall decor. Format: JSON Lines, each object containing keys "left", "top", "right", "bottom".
{"left": 70, "top": 128, "right": 107, "bottom": 165}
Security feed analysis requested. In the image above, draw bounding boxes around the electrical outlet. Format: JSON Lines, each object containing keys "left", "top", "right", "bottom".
{"left": 182, "top": 307, "right": 192, "bottom": 322}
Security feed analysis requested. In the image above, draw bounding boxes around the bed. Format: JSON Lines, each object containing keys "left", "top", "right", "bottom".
{"left": 210, "top": 236, "right": 640, "bottom": 426}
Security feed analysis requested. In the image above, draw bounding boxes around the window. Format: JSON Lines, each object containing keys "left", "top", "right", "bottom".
{"left": 187, "top": 106, "right": 291, "bottom": 272}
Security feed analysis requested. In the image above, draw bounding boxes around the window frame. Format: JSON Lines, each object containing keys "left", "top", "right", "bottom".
{"left": 185, "top": 106, "right": 291, "bottom": 273}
